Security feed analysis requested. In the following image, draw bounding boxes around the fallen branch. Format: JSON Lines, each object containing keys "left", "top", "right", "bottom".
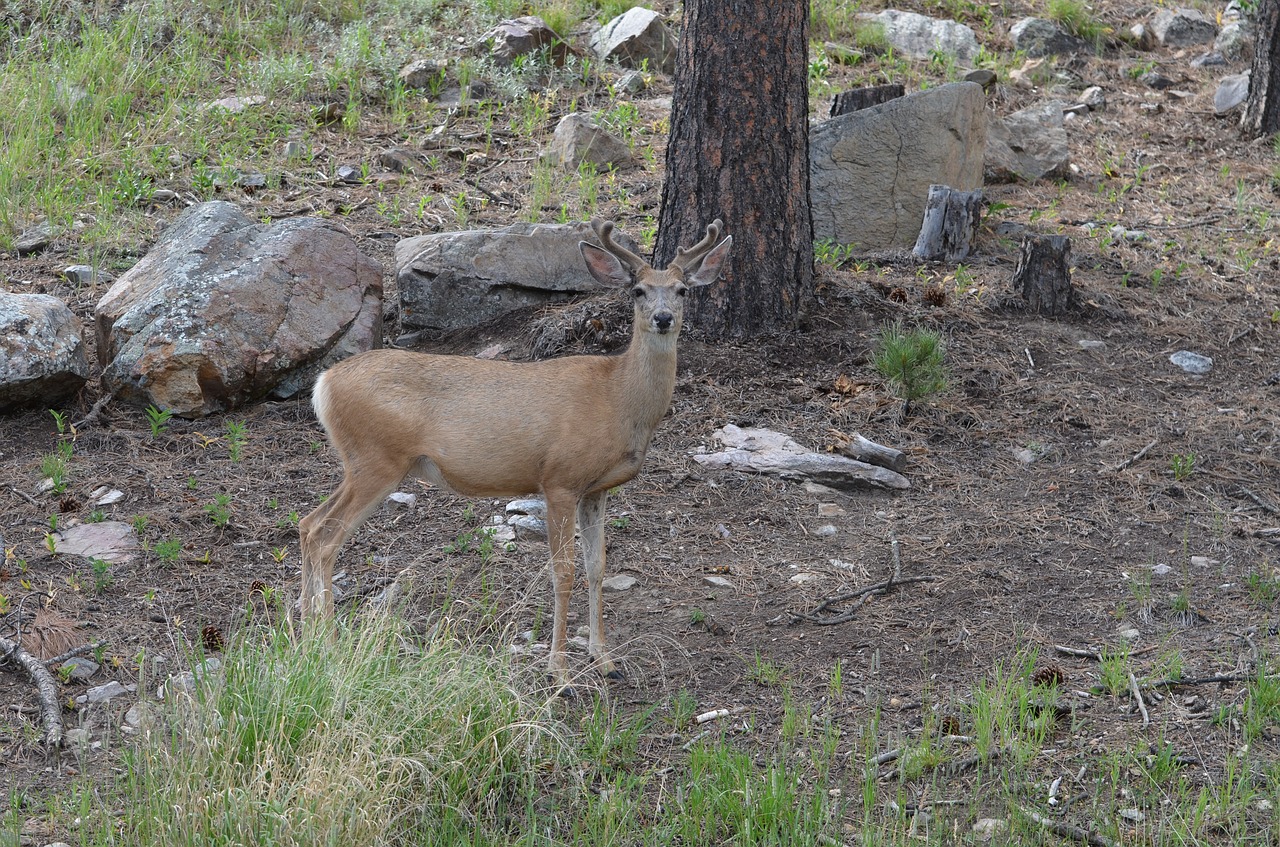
{"left": 831, "top": 431, "right": 907, "bottom": 473}
{"left": 72, "top": 391, "right": 114, "bottom": 431}
{"left": 1018, "top": 806, "right": 1118, "bottom": 847}
{"left": 1109, "top": 439, "right": 1157, "bottom": 473}
{"left": 0, "top": 636, "right": 63, "bottom": 747}
{"left": 43, "top": 642, "right": 105, "bottom": 667}
{"left": 1128, "top": 672, "right": 1149, "bottom": 728}
{"left": 790, "top": 575, "right": 937, "bottom": 626}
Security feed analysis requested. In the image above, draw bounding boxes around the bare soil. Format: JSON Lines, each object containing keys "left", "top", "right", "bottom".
{"left": 2, "top": 9, "right": 1280, "bottom": 842}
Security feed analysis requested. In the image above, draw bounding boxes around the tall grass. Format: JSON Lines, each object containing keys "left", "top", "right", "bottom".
{"left": 83, "top": 611, "right": 567, "bottom": 846}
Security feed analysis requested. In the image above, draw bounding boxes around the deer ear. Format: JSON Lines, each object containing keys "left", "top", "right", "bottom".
{"left": 686, "top": 236, "right": 732, "bottom": 287}
{"left": 580, "top": 242, "right": 631, "bottom": 288}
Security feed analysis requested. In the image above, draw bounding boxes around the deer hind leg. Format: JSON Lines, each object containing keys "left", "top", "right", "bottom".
{"left": 578, "top": 489, "right": 620, "bottom": 679}
{"left": 298, "top": 455, "right": 413, "bottom": 624}
{"left": 543, "top": 488, "right": 580, "bottom": 691}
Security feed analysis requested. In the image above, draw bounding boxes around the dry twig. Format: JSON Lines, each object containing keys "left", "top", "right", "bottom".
{"left": 1128, "top": 672, "right": 1149, "bottom": 728}
{"left": 0, "top": 636, "right": 63, "bottom": 747}
{"left": 1018, "top": 806, "right": 1118, "bottom": 847}
{"left": 1110, "top": 439, "right": 1157, "bottom": 473}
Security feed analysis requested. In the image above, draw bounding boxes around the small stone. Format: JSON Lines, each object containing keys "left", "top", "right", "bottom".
{"left": 1080, "top": 85, "right": 1106, "bottom": 110}
{"left": 1190, "top": 556, "right": 1216, "bottom": 567}
{"left": 1118, "top": 808, "right": 1145, "bottom": 823}
{"left": 964, "top": 68, "right": 997, "bottom": 89}
{"left": 386, "top": 492, "right": 417, "bottom": 508}
{"left": 61, "top": 265, "right": 109, "bottom": 286}
{"left": 61, "top": 657, "right": 99, "bottom": 682}
{"left": 15, "top": 220, "right": 54, "bottom": 256}
{"left": 1152, "top": 563, "right": 1172, "bottom": 576}
{"left": 603, "top": 574, "right": 637, "bottom": 592}
{"left": 487, "top": 524, "right": 516, "bottom": 544}
{"left": 77, "top": 680, "right": 128, "bottom": 705}
{"left": 972, "top": 817, "right": 1008, "bottom": 841}
{"left": 1170, "top": 351, "right": 1213, "bottom": 375}
{"left": 152, "top": 188, "right": 179, "bottom": 203}
{"left": 508, "top": 514, "right": 547, "bottom": 539}
{"left": 91, "top": 487, "right": 126, "bottom": 506}
{"left": 703, "top": 575, "right": 734, "bottom": 589}
{"left": 283, "top": 140, "right": 307, "bottom": 159}
{"left": 1118, "top": 627, "right": 1141, "bottom": 642}
{"left": 789, "top": 572, "right": 820, "bottom": 584}
{"left": 817, "top": 503, "right": 846, "bottom": 517}
{"left": 814, "top": 524, "right": 837, "bottom": 537}
{"left": 506, "top": 498, "right": 546, "bottom": 517}
{"left": 1078, "top": 339, "right": 1106, "bottom": 351}
{"left": 205, "top": 95, "right": 266, "bottom": 113}
{"left": 335, "top": 164, "right": 364, "bottom": 184}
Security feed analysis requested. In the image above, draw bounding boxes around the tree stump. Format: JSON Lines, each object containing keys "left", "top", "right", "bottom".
{"left": 829, "top": 83, "right": 905, "bottom": 117}
{"left": 1013, "top": 234, "right": 1075, "bottom": 315}
{"left": 911, "top": 184, "right": 983, "bottom": 262}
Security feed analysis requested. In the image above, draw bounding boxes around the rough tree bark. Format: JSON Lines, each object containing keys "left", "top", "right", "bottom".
{"left": 655, "top": 0, "right": 813, "bottom": 339}
{"left": 1243, "top": 0, "right": 1280, "bottom": 138}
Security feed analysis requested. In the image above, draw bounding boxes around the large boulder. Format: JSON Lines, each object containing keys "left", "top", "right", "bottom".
{"left": 985, "top": 101, "right": 1071, "bottom": 182}
{"left": 396, "top": 221, "right": 641, "bottom": 334}
{"left": 861, "top": 10, "right": 980, "bottom": 62}
{"left": 0, "top": 292, "right": 89, "bottom": 411}
{"left": 1010, "top": 17, "right": 1092, "bottom": 57}
{"left": 95, "top": 201, "right": 383, "bottom": 418}
{"left": 810, "top": 82, "right": 986, "bottom": 249}
{"left": 1150, "top": 8, "right": 1217, "bottom": 47}
{"left": 542, "top": 113, "right": 633, "bottom": 170}
{"left": 590, "top": 7, "right": 678, "bottom": 74}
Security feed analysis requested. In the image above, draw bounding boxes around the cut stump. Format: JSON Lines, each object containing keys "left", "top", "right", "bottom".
{"left": 1012, "top": 234, "right": 1075, "bottom": 315}
{"left": 912, "top": 184, "right": 983, "bottom": 262}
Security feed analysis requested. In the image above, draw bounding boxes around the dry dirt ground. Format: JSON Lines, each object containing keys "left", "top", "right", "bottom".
{"left": 2, "top": 8, "right": 1280, "bottom": 842}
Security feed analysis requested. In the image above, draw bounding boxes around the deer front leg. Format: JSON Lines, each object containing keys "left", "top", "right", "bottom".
{"left": 578, "top": 490, "right": 621, "bottom": 679}
{"left": 543, "top": 490, "right": 579, "bottom": 691}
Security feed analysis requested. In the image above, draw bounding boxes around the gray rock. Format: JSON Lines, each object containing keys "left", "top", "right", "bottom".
{"left": 95, "top": 201, "right": 383, "bottom": 417}
{"left": 61, "top": 265, "right": 112, "bottom": 287}
{"left": 396, "top": 220, "right": 641, "bottom": 333}
{"left": 590, "top": 7, "right": 678, "bottom": 74}
{"left": 986, "top": 101, "right": 1071, "bottom": 182}
{"left": 542, "top": 113, "right": 632, "bottom": 171}
{"left": 1010, "top": 17, "right": 1091, "bottom": 57}
{"left": 602, "top": 574, "right": 638, "bottom": 592}
{"left": 398, "top": 58, "right": 448, "bottom": 90}
{"left": 1214, "top": 20, "right": 1252, "bottom": 60}
{"left": 1214, "top": 72, "right": 1250, "bottom": 115}
{"left": 1150, "top": 8, "right": 1217, "bottom": 47}
{"left": 77, "top": 680, "right": 129, "bottom": 705}
{"left": 1170, "top": 350, "right": 1213, "bottom": 374}
{"left": 810, "top": 82, "right": 985, "bottom": 249}
{"left": 14, "top": 220, "right": 55, "bottom": 255}
{"left": 861, "top": 10, "right": 979, "bottom": 62}
{"left": 61, "top": 657, "right": 99, "bottom": 682}
{"left": 1079, "top": 86, "right": 1107, "bottom": 110}
{"left": 0, "top": 292, "right": 89, "bottom": 411}
{"left": 51, "top": 520, "right": 139, "bottom": 564}
{"left": 479, "top": 15, "right": 573, "bottom": 66}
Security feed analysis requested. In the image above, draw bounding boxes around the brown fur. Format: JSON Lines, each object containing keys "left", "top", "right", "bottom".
{"left": 298, "top": 219, "right": 732, "bottom": 688}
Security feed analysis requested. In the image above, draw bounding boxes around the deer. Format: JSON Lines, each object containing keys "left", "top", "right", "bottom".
{"left": 298, "top": 218, "right": 732, "bottom": 689}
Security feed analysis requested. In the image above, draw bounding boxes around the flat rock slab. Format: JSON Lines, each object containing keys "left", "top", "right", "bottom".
{"left": 51, "top": 521, "right": 139, "bottom": 563}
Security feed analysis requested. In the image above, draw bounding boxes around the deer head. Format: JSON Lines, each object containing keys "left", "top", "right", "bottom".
{"left": 579, "top": 218, "right": 732, "bottom": 337}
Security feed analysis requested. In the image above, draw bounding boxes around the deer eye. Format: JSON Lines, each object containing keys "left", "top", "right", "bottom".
{"left": 675, "top": 285, "right": 689, "bottom": 297}
{"left": 631, "top": 286, "right": 645, "bottom": 298}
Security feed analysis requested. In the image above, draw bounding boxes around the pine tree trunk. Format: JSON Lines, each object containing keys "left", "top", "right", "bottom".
{"left": 1243, "top": 0, "right": 1280, "bottom": 138}
{"left": 655, "top": 0, "right": 814, "bottom": 339}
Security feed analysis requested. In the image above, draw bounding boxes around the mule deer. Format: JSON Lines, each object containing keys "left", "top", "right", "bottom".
{"left": 299, "top": 218, "right": 732, "bottom": 687}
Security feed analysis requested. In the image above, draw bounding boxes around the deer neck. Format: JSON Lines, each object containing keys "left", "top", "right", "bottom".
{"left": 617, "top": 328, "right": 680, "bottom": 437}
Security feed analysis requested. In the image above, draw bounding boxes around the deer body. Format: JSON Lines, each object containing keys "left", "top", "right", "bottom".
{"left": 299, "top": 219, "right": 731, "bottom": 688}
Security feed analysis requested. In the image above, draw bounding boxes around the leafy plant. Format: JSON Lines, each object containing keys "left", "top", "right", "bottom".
{"left": 144, "top": 405, "right": 173, "bottom": 436}
{"left": 204, "top": 493, "right": 233, "bottom": 528}
{"left": 155, "top": 538, "right": 182, "bottom": 566}
{"left": 90, "top": 558, "right": 113, "bottom": 594}
{"left": 1170, "top": 452, "right": 1195, "bottom": 481}
{"left": 813, "top": 238, "right": 855, "bottom": 269}
{"left": 40, "top": 440, "right": 74, "bottom": 493}
{"left": 873, "top": 322, "right": 949, "bottom": 403}
{"left": 224, "top": 419, "right": 248, "bottom": 462}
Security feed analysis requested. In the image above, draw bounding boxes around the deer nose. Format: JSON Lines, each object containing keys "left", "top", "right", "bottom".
{"left": 654, "top": 312, "right": 674, "bottom": 332}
